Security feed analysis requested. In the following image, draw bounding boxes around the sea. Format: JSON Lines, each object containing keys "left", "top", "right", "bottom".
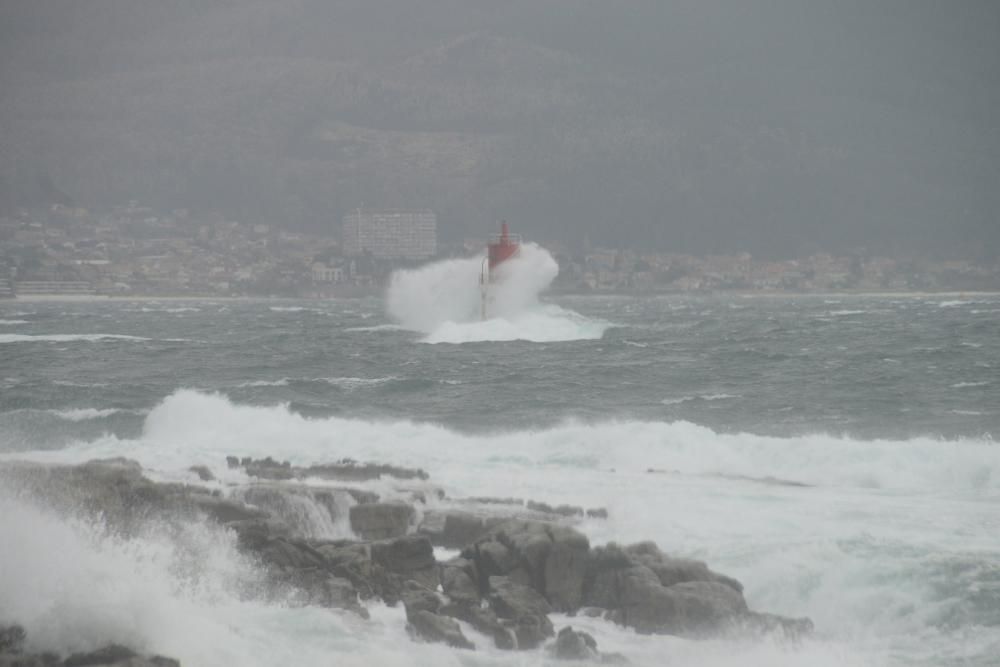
{"left": 1, "top": 244, "right": 998, "bottom": 666}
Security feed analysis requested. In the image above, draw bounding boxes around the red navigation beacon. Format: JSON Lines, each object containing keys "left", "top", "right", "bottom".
{"left": 487, "top": 221, "right": 520, "bottom": 273}
{"left": 480, "top": 220, "right": 521, "bottom": 318}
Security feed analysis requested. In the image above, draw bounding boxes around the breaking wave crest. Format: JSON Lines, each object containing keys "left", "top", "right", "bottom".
{"left": 385, "top": 243, "right": 608, "bottom": 343}
{"left": 11, "top": 389, "right": 996, "bottom": 497}
{"left": 4, "top": 389, "right": 999, "bottom": 666}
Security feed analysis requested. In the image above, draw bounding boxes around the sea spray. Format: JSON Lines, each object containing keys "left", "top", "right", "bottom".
{"left": 385, "top": 243, "right": 607, "bottom": 343}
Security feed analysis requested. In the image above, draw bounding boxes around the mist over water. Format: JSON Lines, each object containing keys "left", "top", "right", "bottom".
{"left": 386, "top": 243, "right": 609, "bottom": 343}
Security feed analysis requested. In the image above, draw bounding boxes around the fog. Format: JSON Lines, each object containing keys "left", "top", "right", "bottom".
{"left": 1, "top": 0, "right": 997, "bottom": 258}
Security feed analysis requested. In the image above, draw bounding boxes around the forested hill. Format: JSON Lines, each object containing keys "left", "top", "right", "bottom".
{"left": 1, "top": 0, "right": 997, "bottom": 258}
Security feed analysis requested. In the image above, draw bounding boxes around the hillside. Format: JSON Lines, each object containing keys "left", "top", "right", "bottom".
{"left": 1, "top": 0, "right": 997, "bottom": 257}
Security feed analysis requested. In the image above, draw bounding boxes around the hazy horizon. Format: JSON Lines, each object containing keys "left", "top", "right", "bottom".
{"left": 1, "top": 0, "right": 998, "bottom": 259}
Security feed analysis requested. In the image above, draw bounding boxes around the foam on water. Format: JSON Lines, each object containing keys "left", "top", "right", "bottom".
{"left": 9, "top": 389, "right": 996, "bottom": 495}
{"left": 4, "top": 390, "right": 1000, "bottom": 665}
{"left": 0, "top": 333, "right": 152, "bottom": 344}
{"left": 51, "top": 408, "right": 124, "bottom": 421}
{"left": 386, "top": 243, "right": 608, "bottom": 343}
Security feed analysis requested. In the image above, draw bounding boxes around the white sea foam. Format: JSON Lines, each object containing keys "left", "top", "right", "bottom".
{"left": 13, "top": 389, "right": 996, "bottom": 498}
{"left": 52, "top": 408, "right": 122, "bottom": 421}
{"left": 661, "top": 394, "right": 742, "bottom": 406}
{"left": 343, "top": 323, "right": 405, "bottom": 333}
{"left": 233, "top": 376, "right": 396, "bottom": 389}
{"left": 0, "top": 333, "right": 152, "bottom": 344}
{"left": 268, "top": 306, "right": 320, "bottom": 313}
{"left": 0, "top": 319, "right": 29, "bottom": 325}
{"left": 4, "top": 390, "right": 999, "bottom": 665}
{"left": 386, "top": 243, "right": 609, "bottom": 343}
{"left": 951, "top": 381, "right": 990, "bottom": 389}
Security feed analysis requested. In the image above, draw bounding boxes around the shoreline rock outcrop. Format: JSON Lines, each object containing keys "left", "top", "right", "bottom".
{"left": 0, "top": 456, "right": 813, "bottom": 661}
{"left": 0, "top": 625, "right": 179, "bottom": 667}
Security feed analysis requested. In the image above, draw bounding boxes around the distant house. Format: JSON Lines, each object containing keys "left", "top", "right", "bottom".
{"left": 341, "top": 208, "right": 437, "bottom": 259}
{"left": 311, "top": 261, "right": 344, "bottom": 283}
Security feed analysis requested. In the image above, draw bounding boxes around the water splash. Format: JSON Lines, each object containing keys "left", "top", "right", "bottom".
{"left": 386, "top": 243, "right": 608, "bottom": 343}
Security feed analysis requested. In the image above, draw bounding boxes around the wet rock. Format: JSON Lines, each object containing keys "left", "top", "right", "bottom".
{"left": 349, "top": 503, "right": 414, "bottom": 540}
{"left": 400, "top": 580, "right": 442, "bottom": 618}
{"left": 738, "top": 611, "right": 814, "bottom": 639}
{"left": 551, "top": 626, "right": 599, "bottom": 660}
{"left": 229, "top": 456, "right": 429, "bottom": 483}
{"left": 242, "top": 456, "right": 295, "bottom": 481}
{"left": 440, "top": 558, "right": 479, "bottom": 604}
{"left": 303, "top": 459, "right": 429, "bottom": 482}
{"left": 63, "top": 644, "right": 181, "bottom": 666}
{"left": 512, "top": 614, "right": 550, "bottom": 650}
{"left": 418, "top": 510, "right": 493, "bottom": 548}
{"left": 463, "top": 496, "right": 523, "bottom": 506}
{"left": 191, "top": 495, "right": 267, "bottom": 524}
{"left": 188, "top": 465, "right": 215, "bottom": 481}
{"left": 526, "top": 500, "right": 584, "bottom": 517}
{"left": 657, "top": 581, "right": 748, "bottom": 636}
{"left": 234, "top": 486, "right": 354, "bottom": 538}
{"left": 370, "top": 535, "right": 438, "bottom": 589}
{"left": 407, "top": 610, "right": 475, "bottom": 649}
{"left": 280, "top": 568, "right": 369, "bottom": 618}
{"left": 227, "top": 517, "right": 293, "bottom": 550}
{"left": 487, "top": 576, "right": 554, "bottom": 642}
{"left": 584, "top": 543, "right": 753, "bottom": 637}
{"left": 467, "top": 520, "right": 590, "bottom": 611}
{"left": 624, "top": 542, "right": 742, "bottom": 593}
{"left": 439, "top": 603, "right": 515, "bottom": 649}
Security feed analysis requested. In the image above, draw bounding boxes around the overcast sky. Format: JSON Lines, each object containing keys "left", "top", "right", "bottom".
{"left": 1, "top": 1, "right": 997, "bottom": 258}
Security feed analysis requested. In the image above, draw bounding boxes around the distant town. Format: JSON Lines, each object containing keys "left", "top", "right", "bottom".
{"left": 1, "top": 203, "right": 998, "bottom": 299}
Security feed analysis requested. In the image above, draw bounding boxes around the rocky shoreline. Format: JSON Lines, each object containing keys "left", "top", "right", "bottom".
{"left": 0, "top": 456, "right": 813, "bottom": 664}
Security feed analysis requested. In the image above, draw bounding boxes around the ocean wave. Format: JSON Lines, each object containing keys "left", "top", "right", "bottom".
{"left": 0, "top": 333, "right": 154, "bottom": 344}
{"left": 343, "top": 324, "right": 405, "bottom": 333}
{"left": 386, "top": 243, "right": 609, "bottom": 344}
{"left": 268, "top": 306, "right": 321, "bottom": 313}
{"left": 422, "top": 304, "right": 609, "bottom": 344}
{"left": 52, "top": 408, "right": 124, "bottom": 421}
{"left": 10, "top": 389, "right": 997, "bottom": 496}
{"left": 234, "top": 376, "right": 398, "bottom": 390}
{"left": 951, "top": 381, "right": 990, "bottom": 389}
{"left": 661, "top": 394, "right": 742, "bottom": 406}
{"left": 0, "top": 319, "right": 30, "bottom": 325}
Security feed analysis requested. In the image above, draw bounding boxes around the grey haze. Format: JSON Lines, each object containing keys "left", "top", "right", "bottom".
{"left": 0, "top": 0, "right": 997, "bottom": 258}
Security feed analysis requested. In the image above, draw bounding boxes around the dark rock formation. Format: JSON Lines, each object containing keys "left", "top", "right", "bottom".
{"left": 439, "top": 557, "right": 479, "bottom": 604}
{"left": 187, "top": 465, "right": 214, "bottom": 482}
{"left": 231, "top": 456, "right": 428, "bottom": 482}
{"left": 551, "top": 626, "right": 599, "bottom": 660}
{"left": 406, "top": 610, "right": 474, "bottom": 650}
{"left": 0, "top": 628, "right": 179, "bottom": 667}
{"left": 438, "top": 603, "right": 515, "bottom": 649}
{"left": 371, "top": 535, "right": 438, "bottom": 590}
{"left": 0, "top": 457, "right": 814, "bottom": 662}
{"left": 349, "top": 503, "right": 414, "bottom": 540}
{"left": 583, "top": 542, "right": 811, "bottom": 639}
{"left": 487, "top": 576, "right": 554, "bottom": 647}
{"left": 418, "top": 510, "right": 496, "bottom": 548}
{"left": 464, "top": 520, "right": 590, "bottom": 611}
{"left": 623, "top": 542, "right": 743, "bottom": 593}
{"left": 400, "top": 580, "right": 442, "bottom": 617}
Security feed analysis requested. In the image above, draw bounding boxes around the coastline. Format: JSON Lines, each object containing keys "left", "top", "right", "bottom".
{"left": 6, "top": 289, "right": 999, "bottom": 302}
